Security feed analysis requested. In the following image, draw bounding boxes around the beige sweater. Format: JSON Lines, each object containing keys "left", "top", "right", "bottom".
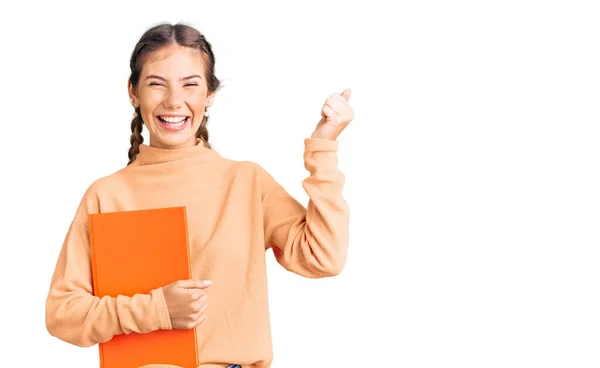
{"left": 45, "top": 138, "right": 349, "bottom": 367}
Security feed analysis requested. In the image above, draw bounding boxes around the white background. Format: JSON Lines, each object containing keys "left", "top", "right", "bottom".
{"left": 1, "top": 0, "right": 599, "bottom": 367}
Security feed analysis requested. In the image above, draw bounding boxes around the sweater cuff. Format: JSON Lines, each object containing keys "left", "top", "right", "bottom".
{"left": 151, "top": 287, "right": 173, "bottom": 330}
{"left": 304, "top": 138, "right": 339, "bottom": 152}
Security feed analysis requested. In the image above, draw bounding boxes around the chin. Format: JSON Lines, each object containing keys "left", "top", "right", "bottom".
{"left": 158, "top": 135, "right": 195, "bottom": 148}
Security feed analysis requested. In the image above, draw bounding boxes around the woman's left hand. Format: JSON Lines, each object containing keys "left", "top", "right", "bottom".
{"left": 311, "top": 88, "right": 354, "bottom": 140}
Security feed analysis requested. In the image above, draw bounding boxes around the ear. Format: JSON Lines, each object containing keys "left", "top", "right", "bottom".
{"left": 128, "top": 80, "right": 139, "bottom": 107}
{"left": 206, "top": 91, "right": 216, "bottom": 107}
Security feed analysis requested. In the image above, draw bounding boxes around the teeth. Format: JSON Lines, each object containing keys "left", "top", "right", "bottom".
{"left": 159, "top": 116, "right": 187, "bottom": 123}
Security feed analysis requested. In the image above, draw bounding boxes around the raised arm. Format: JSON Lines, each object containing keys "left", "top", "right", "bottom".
{"left": 262, "top": 88, "right": 354, "bottom": 278}
{"left": 262, "top": 138, "right": 350, "bottom": 278}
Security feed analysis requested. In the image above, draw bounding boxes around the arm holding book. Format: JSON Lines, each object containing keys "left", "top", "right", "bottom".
{"left": 45, "top": 189, "right": 207, "bottom": 347}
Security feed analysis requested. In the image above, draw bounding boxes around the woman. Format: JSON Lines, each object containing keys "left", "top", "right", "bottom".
{"left": 45, "top": 22, "right": 353, "bottom": 368}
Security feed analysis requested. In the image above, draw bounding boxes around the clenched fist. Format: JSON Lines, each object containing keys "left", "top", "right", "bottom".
{"left": 162, "top": 279, "right": 211, "bottom": 330}
{"left": 311, "top": 88, "right": 354, "bottom": 140}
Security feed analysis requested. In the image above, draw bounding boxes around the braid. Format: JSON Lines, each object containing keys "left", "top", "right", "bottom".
{"left": 127, "top": 109, "right": 144, "bottom": 165}
{"left": 195, "top": 115, "right": 211, "bottom": 148}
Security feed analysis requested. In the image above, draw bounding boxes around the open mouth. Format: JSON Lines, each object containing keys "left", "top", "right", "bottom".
{"left": 155, "top": 115, "right": 190, "bottom": 131}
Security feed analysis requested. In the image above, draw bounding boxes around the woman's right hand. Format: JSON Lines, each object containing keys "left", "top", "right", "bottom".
{"left": 162, "top": 279, "right": 211, "bottom": 330}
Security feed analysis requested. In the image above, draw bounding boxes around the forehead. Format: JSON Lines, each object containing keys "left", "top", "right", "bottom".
{"left": 140, "top": 45, "right": 206, "bottom": 78}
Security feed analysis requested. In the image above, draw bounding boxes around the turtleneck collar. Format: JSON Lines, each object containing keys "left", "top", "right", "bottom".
{"left": 135, "top": 138, "right": 219, "bottom": 166}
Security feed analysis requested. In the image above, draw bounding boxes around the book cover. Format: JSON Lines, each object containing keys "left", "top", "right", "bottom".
{"left": 89, "top": 206, "right": 198, "bottom": 368}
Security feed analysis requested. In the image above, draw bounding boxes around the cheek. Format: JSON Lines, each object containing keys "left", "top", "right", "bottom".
{"left": 187, "top": 84, "right": 209, "bottom": 106}
{"left": 142, "top": 93, "right": 164, "bottom": 111}
{"left": 188, "top": 97, "right": 208, "bottom": 116}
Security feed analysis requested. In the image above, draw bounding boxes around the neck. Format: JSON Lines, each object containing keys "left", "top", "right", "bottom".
{"left": 133, "top": 138, "right": 217, "bottom": 166}
{"left": 148, "top": 135, "right": 199, "bottom": 149}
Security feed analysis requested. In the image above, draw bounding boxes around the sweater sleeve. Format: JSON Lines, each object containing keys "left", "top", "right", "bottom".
{"left": 262, "top": 138, "right": 350, "bottom": 278}
{"left": 45, "top": 188, "right": 172, "bottom": 347}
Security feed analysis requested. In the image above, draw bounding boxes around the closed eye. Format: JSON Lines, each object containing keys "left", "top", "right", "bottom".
{"left": 148, "top": 82, "right": 198, "bottom": 87}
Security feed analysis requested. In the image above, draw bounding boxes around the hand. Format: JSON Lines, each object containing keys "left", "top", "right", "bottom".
{"left": 311, "top": 88, "right": 354, "bottom": 140}
{"left": 162, "top": 279, "right": 211, "bottom": 330}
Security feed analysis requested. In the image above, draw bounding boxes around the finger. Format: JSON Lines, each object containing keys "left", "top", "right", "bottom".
{"left": 186, "top": 314, "right": 205, "bottom": 329}
{"left": 178, "top": 279, "right": 212, "bottom": 289}
{"left": 341, "top": 88, "right": 351, "bottom": 101}
{"left": 191, "top": 291, "right": 208, "bottom": 301}
{"left": 327, "top": 95, "right": 351, "bottom": 117}
{"left": 321, "top": 98, "right": 334, "bottom": 118}
{"left": 192, "top": 315, "right": 206, "bottom": 328}
{"left": 190, "top": 304, "right": 208, "bottom": 322}
{"left": 192, "top": 296, "right": 207, "bottom": 312}
{"left": 322, "top": 104, "right": 341, "bottom": 124}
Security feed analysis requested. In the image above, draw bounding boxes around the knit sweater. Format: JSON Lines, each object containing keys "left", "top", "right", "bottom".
{"left": 45, "top": 137, "right": 349, "bottom": 368}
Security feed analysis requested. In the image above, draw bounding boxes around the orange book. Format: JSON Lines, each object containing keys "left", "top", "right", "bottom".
{"left": 88, "top": 206, "right": 198, "bottom": 368}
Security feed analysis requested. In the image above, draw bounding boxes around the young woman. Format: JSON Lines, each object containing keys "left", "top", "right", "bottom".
{"left": 45, "top": 22, "right": 354, "bottom": 368}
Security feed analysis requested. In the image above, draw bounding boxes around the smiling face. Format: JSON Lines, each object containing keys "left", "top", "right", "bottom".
{"left": 128, "top": 44, "right": 214, "bottom": 149}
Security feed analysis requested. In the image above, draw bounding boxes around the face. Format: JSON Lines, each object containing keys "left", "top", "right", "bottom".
{"left": 129, "top": 45, "right": 214, "bottom": 149}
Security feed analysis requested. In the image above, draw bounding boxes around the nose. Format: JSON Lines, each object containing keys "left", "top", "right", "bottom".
{"left": 163, "top": 87, "right": 184, "bottom": 109}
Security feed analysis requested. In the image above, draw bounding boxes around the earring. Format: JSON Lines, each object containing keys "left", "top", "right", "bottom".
{"left": 133, "top": 111, "right": 138, "bottom": 118}
{"left": 204, "top": 108, "right": 209, "bottom": 117}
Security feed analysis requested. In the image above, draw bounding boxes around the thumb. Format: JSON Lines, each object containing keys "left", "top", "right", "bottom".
{"left": 341, "top": 88, "right": 352, "bottom": 101}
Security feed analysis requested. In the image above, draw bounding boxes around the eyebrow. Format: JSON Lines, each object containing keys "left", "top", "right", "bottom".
{"left": 145, "top": 74, "right": 203, "bottom": 81}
